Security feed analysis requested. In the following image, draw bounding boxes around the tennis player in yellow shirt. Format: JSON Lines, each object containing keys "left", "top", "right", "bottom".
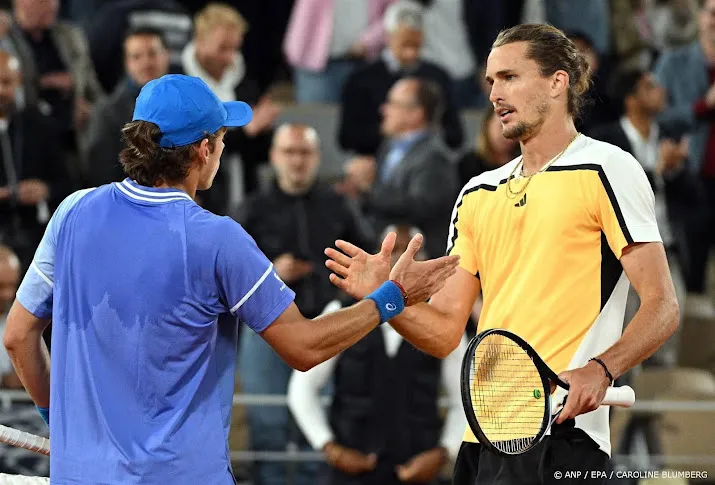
{"left": 325, "top": 23, "right": 679, "bottom": 485}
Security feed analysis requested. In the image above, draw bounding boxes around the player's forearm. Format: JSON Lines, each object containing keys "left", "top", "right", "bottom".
{"left": 3, "top": 318, "right": 51, "bottom": 407}
{"left": 597, "top": 295, "right": 679, "bottom": 380}
{"left": 300, "top": 300, "right": 381, "bottom": 369}
{"left": 390, "top": 304, "right": 463, "bottom": 359}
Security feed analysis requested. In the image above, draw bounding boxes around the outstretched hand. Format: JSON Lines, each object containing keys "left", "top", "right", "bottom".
{"left": 325, "top": 232, "right": 460, "bottom": 305}
{"left": 388, "top": 234, "right": 460, "bottom": 305}
{"left": 325, "top": 232, "right": 395, "bottom": 300}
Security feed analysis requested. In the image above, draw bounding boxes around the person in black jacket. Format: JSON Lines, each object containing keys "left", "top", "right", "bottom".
{"left": 344, "top": 78, "right": 458, "bottom": 260}
{"left": 0, "top": 49, "right": 72, "bottom": 271}
{"left": 233, "top": 123, "right": 374, "bottom": 485}
{"left": 287, "top": 225, "right": 468, "bottom": 485}
{"left": 338, "top": 1, "right": 463, "bottom": 157}
{"left": 83, "top": 27, "right": 171, "bottom": 188}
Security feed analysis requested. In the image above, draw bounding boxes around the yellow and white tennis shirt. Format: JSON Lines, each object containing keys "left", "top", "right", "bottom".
{"left": 447, "top": 135, "right": 661, "bottom": 455}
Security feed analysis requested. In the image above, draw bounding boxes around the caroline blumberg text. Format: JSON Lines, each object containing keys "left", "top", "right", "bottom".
{"left": 552, "top": 470, "right": 708, "bottom": 480}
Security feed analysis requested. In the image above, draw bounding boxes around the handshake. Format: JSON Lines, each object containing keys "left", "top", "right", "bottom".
{"left": 324, "top": 232, "right": 460, "bottom": 313}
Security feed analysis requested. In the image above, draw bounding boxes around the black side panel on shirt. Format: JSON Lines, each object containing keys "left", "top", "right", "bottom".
{"left": 600, "top": 232, "right": 623, "bottom": 311}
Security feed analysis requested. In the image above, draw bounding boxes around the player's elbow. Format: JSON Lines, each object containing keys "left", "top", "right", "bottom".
{"left": 2, "top": 326, "right": 16, "bottom": 354}
{"left": 291, "top": 356, "right": 320, "bottom": 372}
{"left": 434, "top": 333, "right": 463, "bottom": 359}
{"left": 644, "top": 290, "right": 680, "bottom": 341}
{"left": 422, "top": 329, "right": 462, "bottom": 359}
{"left": 3, "top": 307, "right": 29, "bottom": 353}
{"left": 663, "top": 292, "right": 680, "bottom": 339}
{"left": 281, "top": 349, "right": 321, "bottom": 372}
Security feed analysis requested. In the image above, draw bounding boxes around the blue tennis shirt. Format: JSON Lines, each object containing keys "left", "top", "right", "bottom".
{"left": 16, "top": 179, "right": 295, "bottom": 485}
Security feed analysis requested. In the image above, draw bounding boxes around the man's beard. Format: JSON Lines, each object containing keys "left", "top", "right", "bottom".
{"left": 503, "top": 121, "right": 530, "bottom": 140}
{"left": 502, "top": 100, "right": 549, "bottom": 141}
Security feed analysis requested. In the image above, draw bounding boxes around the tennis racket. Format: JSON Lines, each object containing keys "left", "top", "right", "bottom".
{"left": 0, "top": 424, "right": 50, "bottom": 456}
{"left": 460, "top": 328, "right": 635, "bottom": 456}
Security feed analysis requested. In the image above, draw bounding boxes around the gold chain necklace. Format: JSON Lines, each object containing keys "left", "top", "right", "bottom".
{"left": 505, "top": 132, "right": 581, "bottom": 199}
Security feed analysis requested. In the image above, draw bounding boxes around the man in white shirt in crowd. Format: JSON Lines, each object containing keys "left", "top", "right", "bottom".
{"left": 180, "top": 3, "right": 281, "bottom": 212}
{"left": 288, "top": 226, "right": 467, "bottom": 485}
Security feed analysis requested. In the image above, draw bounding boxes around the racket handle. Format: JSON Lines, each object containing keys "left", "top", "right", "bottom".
{"left": 0, "top": 424, "right": 50, "bottom": 455}
{"left": 602, "top": 385, "right": 636, "bottom": 408}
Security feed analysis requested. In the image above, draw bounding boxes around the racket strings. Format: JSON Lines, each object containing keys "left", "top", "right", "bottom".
{"left": 468, "top": 335, "right": 547, "bottom": 454}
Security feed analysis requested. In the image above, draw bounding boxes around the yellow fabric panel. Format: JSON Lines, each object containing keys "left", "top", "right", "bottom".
{"left": 447, "top": 190, "right": 479, "bottom": 276}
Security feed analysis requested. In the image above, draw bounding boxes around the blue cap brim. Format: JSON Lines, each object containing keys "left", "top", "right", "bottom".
{"left": 224, "top": 101, "right": 253, "bottom": 127}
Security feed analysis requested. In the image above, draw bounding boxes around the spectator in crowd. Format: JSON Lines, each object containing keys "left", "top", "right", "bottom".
{"left": 344, "top": 78, "right": 457, "bottom": 260}
{"left": 0, "top": 49, "right": 71, "bottom": 270}
{"left": 0, "top": 245, "right": 21, "bottom": 390}
{"left": 456, "top": 103, "right": 519, "bottom": 188}
{"left": 6, "top": 0, "right": 104, "bottom": 186}
{"left": 420, "top": 0, "right": 481, "bottom": 108}
{"left": 83, "top": 27, "right": 170, "bottom": 187}
{"left": 283, "top": 0, "right": 395, "bottom": 103}
{"left": 86, "top": 0, "right": 192, "bottom": 93}
{"left": 589, "top": 67, "right": 696, "bottom": 366}
{"left": 181, "top": 2, "right": 281, "bottom": 214}
{"left": 567, "top": 31, "right": 619, "bottom": 134}
{"left": 338, "top": 1, "right": 463, "bottom": 157}
{"left": 287, "top": 224, "right": 467, "bottom": 485}
{"left": 653, "top": 0, "right": 715, "bottom": 318}
{"left": 233, "top": 123, "right": 374, "bottom": 485}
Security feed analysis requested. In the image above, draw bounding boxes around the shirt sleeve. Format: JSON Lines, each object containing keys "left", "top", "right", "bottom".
{"left": 594, "top": 151, "right": 662, "bottom": 259}
{"left": 15, "top": 188, "right": 95, "bottom": 319}
{"left": 287, "top": 355, "right": 337, "bottom": 450}
{"left": 286, "top": 299, "right": 345, "bottom": 450}
{"left": 216, "top": 220, "right": 295, "bottom": 333}
{"left": 446, "top": 187, "right": 479, "bottom": 276}
{"left": 439, "top": 332, "right": 469, "bottom": 459}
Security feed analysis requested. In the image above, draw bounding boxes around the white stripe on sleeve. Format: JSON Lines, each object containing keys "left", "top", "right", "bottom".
{"left": 30, "top": 262, "right": 53, "bottom": 288}
{"left": 230, "top": 263, "right": 274, "bottom": 314}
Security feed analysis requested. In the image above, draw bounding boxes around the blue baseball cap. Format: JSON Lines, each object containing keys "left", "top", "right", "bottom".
{"left": 132, "top": 74, "right": 253, "bottom": 148}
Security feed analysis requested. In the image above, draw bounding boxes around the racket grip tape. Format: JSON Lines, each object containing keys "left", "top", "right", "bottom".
{"left": 0, "top": 424, "right": 50, "bottom": 455}
{"left": 602, "top": 385, "right": 636, "bottom": 408}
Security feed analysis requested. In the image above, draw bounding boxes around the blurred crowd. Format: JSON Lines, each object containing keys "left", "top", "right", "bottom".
{"left": 0, "top": 0, "right": 715, "bottom": 484}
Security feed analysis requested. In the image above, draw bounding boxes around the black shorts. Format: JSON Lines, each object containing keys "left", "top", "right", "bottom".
{"left": 452, "top": 420, "right": 612, "bottom": 485}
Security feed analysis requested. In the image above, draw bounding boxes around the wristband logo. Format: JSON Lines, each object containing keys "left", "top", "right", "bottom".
{"left": 385, "top": 303, "right": 397, "bottom": 311}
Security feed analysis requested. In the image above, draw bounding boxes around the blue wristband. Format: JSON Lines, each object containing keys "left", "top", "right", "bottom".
{"left": 36, "top": 406, "right": 49, "bottom": 426}
{"left": 364, "top": 281, "right": 405, "bottom": 324}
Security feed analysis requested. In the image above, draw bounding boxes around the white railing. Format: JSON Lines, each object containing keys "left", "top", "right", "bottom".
{"left": 2, "top": 390, "right": 715, "bottom": 467}
{"left": 5, "top": 389, "right": 715, "bottom": 412}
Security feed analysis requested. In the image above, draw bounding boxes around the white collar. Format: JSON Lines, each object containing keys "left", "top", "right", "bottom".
{"left": 181, "top": 42, "right": 246, "bottom": 102}
{"left": 115, "top": 179, "right": 193, "bottom": 204}
{"left": 620, "top": 115, "right": 659, "bottom": 146}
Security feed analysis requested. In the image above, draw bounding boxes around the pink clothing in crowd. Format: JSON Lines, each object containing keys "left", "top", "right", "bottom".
{"left": 283, "top": 0, "right": 396, "bottom": 72}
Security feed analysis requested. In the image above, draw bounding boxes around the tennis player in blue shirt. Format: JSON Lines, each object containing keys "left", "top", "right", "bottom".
{"left": 2, "top": 74, "right": 459, "bottom": 485}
